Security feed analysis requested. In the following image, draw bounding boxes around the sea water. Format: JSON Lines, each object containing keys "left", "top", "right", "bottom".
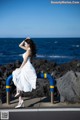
{"left": 0, "top": 38, "right": 80, "bottom": 65}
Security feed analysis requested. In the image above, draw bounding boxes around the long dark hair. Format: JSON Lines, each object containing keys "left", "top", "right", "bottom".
{"left": 24, "top": 38, "right": 37, "bottom": 60}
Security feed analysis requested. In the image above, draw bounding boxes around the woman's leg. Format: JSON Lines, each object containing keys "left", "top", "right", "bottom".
{"left": 17, "top": 87, "right": 20, "bottom": 94}
{"left": 19, "top": 91, "right": 23, "bottom": 103}
{"left": 15, "top": 87, "right": 20, "bottom": 97}
{"left": 15, "top": 91, "right": 24, "bottom": 108}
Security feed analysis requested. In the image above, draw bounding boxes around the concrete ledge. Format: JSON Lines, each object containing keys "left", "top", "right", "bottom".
{"left": 0, "top": 96, "right": 80, "bottom": 109}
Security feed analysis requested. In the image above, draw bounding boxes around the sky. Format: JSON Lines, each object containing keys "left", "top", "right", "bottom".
{"left": 0, "top": 0, "right": 80, "bottom": 38}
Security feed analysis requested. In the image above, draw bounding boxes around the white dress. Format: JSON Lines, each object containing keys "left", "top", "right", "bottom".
{"left": 12, "top": 51, "right": 37, "bottom": 92}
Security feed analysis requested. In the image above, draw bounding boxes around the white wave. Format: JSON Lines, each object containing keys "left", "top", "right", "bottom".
{"left": 19, "top": 54, "right": 23, "bottom": 56}
{"left": 54, "top": 41, "right": 58, "bottom": 44}
{"left": 72, "top": 45, "right": 80, "bottom": 47}
{"left": 49, "top": 55, "right": 72, "bottom": 58}
{"left": 36, "top": 54, "right": 72, "bottom": 59}
{"left": 76, "top": 45, "right": 79, "bottom": 47}
{"left": 36, "top": 54, "right": 45, "bottom": 58}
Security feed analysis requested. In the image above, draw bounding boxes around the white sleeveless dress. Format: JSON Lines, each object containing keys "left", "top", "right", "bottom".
{"left": 12, "top": 52, "right": 37, "bottom": 92}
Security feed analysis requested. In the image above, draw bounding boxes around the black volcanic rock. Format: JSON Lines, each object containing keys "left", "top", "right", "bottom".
{"left": 52, "top": 60, "right": 80, "bottom": 79}
{"left": 32, "top": 59, "right": 57, "bottom": 73}
{"left": 0, "top": 59, "right": 80, "bottom": 103}
{"left": 23, "top": 78, "right": 50, "bottom": 98}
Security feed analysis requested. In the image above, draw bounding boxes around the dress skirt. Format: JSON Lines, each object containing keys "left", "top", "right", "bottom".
{"left": 12, "top": 58, "right": 37, "bottom": 92}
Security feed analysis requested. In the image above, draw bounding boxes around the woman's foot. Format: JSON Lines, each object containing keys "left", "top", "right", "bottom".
{"left": 15, "top": 100, "right": 24, "bottom": 108}
{"left": 14, "top": 92, "right": 20, "bottom": 97}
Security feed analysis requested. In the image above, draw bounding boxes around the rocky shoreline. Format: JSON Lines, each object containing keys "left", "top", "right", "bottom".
{"left": 0, "top": 59, "right": 80, "bottom": 104}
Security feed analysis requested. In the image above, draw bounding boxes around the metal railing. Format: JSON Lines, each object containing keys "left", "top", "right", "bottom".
{"left": 6, "top": 73, "right": 55, "bottom": 105}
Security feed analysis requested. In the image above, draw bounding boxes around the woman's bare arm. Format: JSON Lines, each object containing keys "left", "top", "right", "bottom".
{"left": 20, "top": 48, "right": 31, "bottom": 68}
{"left": 19, "top": 40, "right": 27, "bottom": 50}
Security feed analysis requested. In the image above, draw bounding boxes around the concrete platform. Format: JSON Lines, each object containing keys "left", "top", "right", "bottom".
{"left": 0, "top": 96, "right": 80, "bottom": 109}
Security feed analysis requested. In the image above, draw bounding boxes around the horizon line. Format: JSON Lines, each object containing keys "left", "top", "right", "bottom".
{"left": 0, "top": 37, "right": 80, "bottom": 38}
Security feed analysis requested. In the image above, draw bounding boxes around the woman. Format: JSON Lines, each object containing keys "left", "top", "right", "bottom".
{"left": 12, "top": 37, "right": 37, "bottom": 108}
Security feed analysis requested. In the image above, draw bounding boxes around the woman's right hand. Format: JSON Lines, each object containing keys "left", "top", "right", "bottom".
{"left": 21, "top": 40, "right": 25, "bottom": 45}
{"left": 26, "top": 37, "right": 30, "bottom": 39}
{"left": 19, "top": 40, "right": 27, "bottom": 50}
{"left": 19, "top": 40, "right": 25, "bottom": 47}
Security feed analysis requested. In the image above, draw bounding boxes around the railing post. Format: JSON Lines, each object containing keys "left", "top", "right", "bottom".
{"left": 6, "top": 92, "right": 10, "bottom": 105}
{"left": 37, "top": 73, "right": 55, "bottom": 104}
{"left": 6, "top": 75, "right": 12, "bottom": 105}
{"left": 51, "top": 92, "right": 54, "bottom": 104}
{"left": 6, "top": 73, "right": 55, "bottom": 104}
{"left": 47, "top": 73, "right": 55, "bottom": 104}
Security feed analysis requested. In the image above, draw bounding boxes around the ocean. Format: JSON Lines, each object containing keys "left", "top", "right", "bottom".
{"left": 0, "top": 38, "right": 80, "bottom": 65}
